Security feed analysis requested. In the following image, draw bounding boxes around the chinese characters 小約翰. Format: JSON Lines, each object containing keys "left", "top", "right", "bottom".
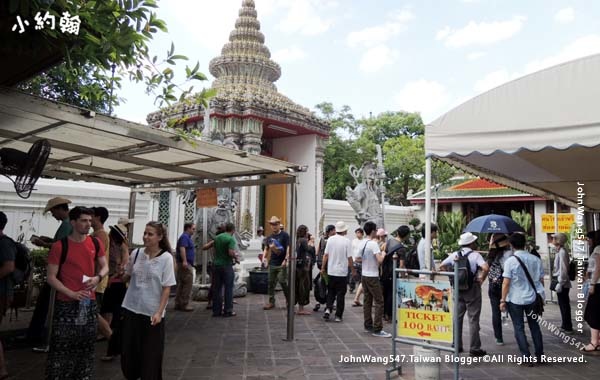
{"left": 12, "top": 11, "right": 81, "bottom": 35}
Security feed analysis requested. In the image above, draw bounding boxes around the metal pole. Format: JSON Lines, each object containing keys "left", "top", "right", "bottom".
{"left": 202, "top": 207, "right": 208, "bottom": 285}
{"left": 453, "top": 264, "right": 460, "bottom": 380}
{"left": 285, "top": 180, "right": 297, "bottom": 341}
{"left": 392, "top": 252, "right": 400, "bottom": 374}
{"left": 127, "top": 190, "right": 137, "bottom": 246}
{"left": 425, "top": 157, "right": 432, "bottom": 270}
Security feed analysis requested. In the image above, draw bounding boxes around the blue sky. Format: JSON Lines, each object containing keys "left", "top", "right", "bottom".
{"left": 114, "top": 0, "right": 600, "bottom": 124}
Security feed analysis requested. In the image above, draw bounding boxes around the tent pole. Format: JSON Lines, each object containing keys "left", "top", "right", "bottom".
{"left": 425, "top": 158, "right": 432, "bottom": 271}
{"left": 127, "top": 190, "right": 137, "bottom": 246}
{"left": 285, "top": 180, "right": 297, "bottom": 341}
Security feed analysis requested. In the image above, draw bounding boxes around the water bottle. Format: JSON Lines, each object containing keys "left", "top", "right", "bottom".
{"left": 75, "top": 298, "right": 90, "bottom": 326}
{"left": 502, "top": 311, "right": 510, "bottom": 326}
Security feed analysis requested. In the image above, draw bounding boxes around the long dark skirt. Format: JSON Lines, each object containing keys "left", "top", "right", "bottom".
{"left": 46, "top": 300, "right": 97, "bottom": 380}
{"left": 105, "top": 283, "right": 128, "bottom": 357}
{"left": 584, "top": 284, "right": 600, "bottom": 330}
{"left": 121, "top": 309, "right": 165, "bottom": 380}
{"left": 295, "top": 267, "right": 311, "bottom": 306}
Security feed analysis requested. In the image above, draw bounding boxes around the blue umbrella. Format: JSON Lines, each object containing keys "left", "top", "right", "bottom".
{"left": 464, "top": 214, "right": 525, "bottom": 234}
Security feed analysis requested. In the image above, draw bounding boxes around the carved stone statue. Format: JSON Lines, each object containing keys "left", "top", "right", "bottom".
{"left": 346, "top": 162, "right": 384, "bottom": 228}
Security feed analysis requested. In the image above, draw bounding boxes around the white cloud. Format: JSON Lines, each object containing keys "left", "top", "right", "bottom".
{"left": 474, "top": 69, "right": 511, "bottom": 93}
{"left": 347, "top": 8, "right": 414, "bottom": 73}
{"left": 393, "top": 80, "right": 450, "bottom": 123}
{"left": 272, "top": 46, "right": 307, "bottom": 63}
{"left": 467, "top": 51, "right": 486, "bottom": 60}
{"left": 347, "top": 9, "right": 415, "bottom": 47}
{"left": 276, "top": 0, "right": 336, "bottom": 36}
{"left": 437, "top": 16, "right": 526, "bottom": 48}
{"left": 524, "top": 34, "right": 600, "bottom": 74}
{"left": 359, "top": 45, "right": 399, "bottom": 73}
{"left": 555, "top": 7, "right": 575, "bottom": 24}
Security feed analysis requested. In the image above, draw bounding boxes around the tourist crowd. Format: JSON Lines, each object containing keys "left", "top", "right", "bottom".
{"left": 0, "top": 199, "right": 598, "bottom": 379}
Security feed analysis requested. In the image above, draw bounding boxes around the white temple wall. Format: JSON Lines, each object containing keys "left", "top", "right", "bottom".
{"left": 271, "top": 134, "right": 319, "bottom": 234}
{"left": 0, "top": 177, "right": 152, "bottom": 246}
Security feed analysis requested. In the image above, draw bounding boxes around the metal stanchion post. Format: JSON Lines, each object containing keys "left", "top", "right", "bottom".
{"left": 453, "top": 264, "right": 459, "bottom": 380}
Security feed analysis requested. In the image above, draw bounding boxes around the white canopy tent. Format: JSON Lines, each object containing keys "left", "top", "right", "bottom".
{"left": 422, "top": 54, "right": 600, "bottom": 268}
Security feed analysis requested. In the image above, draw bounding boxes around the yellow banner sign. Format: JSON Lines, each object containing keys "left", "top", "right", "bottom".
{"left": 397, "top": 280, "right": 453, "bottom": 343}
{"left": 541, "top": 213, "right": 575, "bottom": 233}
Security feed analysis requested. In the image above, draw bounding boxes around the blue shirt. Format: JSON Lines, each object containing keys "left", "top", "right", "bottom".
{"left": 176, "top": 233, "right": 195, "bottom": 266}
{"left": 503, "top": 250, "right": 545, "bottom": 305}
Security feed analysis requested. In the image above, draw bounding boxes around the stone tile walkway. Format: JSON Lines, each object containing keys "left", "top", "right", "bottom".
{"left": 3, "top": 289, "right": 599, "bottom": 379}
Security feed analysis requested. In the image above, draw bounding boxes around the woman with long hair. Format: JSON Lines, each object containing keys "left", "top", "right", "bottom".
{"left": 295, "top": 225, "right": 313, "bottom": 315}
{"left": 121, "top": 222, "right": 176, "bottom": 380}
{"left": 552, "top": 233, "right": 573, "bottom": 334}
{"left": 100, "top": 224, "right": 130, "bottom": 361}
{"left": 486, "top": 233, "right": 512, "bottom": 346}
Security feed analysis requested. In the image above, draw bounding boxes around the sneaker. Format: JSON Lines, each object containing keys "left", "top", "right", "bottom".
{"left": 560, "top": 328, "right": 574, "bottom": 335}
{"left": 496, "top": 339, "right": 505, "bottom": 346}
{"left": 372, "top": 330, "right": 392, "bottom": 338}
{"left": 313, "top": 304, "right": 321, "bottom": 312}
{"left": 334, "top": 316, "right": 342, "bottom": 322}
{"left": 469, "top": 349, "right": 487, "bottom": 357}
{"left": 364, "top": 326, "right": 373, "bottom": 333}
{"left": 323, "top": 309, "right": 330, "bottom": 320}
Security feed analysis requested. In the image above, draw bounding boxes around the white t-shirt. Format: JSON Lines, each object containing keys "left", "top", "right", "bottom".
{"left": 325, "top": 234, "right": 352, "bottom": 277}
{"left": 352, "top": 237, "right": 364, "bottom": 259}
{"left": 359, "top": 239, "right": 381, "bottom": 277}
{"left": 122, "top": 248, "right": 177, "bottom": 318}
{"left": 417, "top": 239, "right": 436, "bottom": 270}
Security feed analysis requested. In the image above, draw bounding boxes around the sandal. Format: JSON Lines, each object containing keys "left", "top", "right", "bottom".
{"left": 297, "top": 310, "right": 312, "bottom": 315}
{"left": 580, "top": 343, "right": 600, "bottom": 352}
{"left": 352, "top": 301, "right": 362, "bottom": 307}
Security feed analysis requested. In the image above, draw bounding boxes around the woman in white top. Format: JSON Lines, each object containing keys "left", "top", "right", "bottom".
{"left": 121, "top": 222, "right": 176, "bottom": 380}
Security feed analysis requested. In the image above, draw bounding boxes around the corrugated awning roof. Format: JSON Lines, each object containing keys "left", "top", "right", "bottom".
{"left": 0, "top": 87, "right": 301, "bottom": 192}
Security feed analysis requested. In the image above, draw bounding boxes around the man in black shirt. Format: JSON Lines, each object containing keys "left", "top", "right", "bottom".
{"left": 262, "top": 216, "right": 290, "bottom": 310}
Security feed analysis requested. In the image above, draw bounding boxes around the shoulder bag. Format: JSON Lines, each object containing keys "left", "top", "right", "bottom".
{"left": 514, "top": 255, "right": 544, "bottom": 316}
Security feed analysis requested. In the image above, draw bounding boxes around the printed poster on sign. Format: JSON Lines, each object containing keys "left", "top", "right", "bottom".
{"left": 397, "top": 279, "right": 453, "bottom": 343}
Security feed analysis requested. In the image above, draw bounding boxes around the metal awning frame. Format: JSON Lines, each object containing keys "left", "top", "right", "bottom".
{"left": 0, "top": 87, "right": 303, "bottom": 191}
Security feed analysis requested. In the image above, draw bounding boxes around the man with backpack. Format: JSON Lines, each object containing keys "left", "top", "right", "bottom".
{"left": 440, "top": 232, "right": 489, "bottom": 357}
{"left": 0, "top": 211, "right": 16, "bottom": 379}
{"left": 313, "top": 224, "right": 336, "bottom": 312}
{"left": 381, "top": 226, "right": 410, "bottom": 321}
{"left": 45, "top": 206, "right": 108, "bottom": 379}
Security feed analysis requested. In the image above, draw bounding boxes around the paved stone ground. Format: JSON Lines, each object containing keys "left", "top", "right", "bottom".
{"left": 2, "top": 288, "right": 599, "bottom": 379}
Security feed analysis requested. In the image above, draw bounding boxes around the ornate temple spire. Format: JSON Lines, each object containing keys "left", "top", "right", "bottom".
{"left": 209, "top": 0, "right": 282, "bottom": 93}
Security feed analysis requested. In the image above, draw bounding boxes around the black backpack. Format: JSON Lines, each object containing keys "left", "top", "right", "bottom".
{"left": 405, "top": 247, "right": 420, "bottom": 272}
{"left": 568, "top": 257, "right": 577, "bottom": 281}
{"left": 313, "top": 273, "right": 327, "bottom": 304}
{"left": 316, "top": 237, "right": 327, "bottom": 270}
{"left": 381, "top": 240, "right": 405, "bottom": 281}
{"left": 1, "top": 236, "right": 32, "bottom": 285}
{"left": 450, "top": 249, "right": 474, "bottom": 290}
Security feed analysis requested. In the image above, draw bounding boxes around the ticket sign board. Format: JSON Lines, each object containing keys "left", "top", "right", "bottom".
{"left": 196, "top": 188, "right": 218, "bottom": 208}
{"left": 397, "top": 279, "right": 453, "bottom": 343}
{"left": 541, "top": 213, "right": 575, "bottom": 233}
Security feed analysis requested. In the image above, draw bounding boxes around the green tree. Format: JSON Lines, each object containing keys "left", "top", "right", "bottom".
{"left": 6, "top": 0, "right": 209, "bottom": 112}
